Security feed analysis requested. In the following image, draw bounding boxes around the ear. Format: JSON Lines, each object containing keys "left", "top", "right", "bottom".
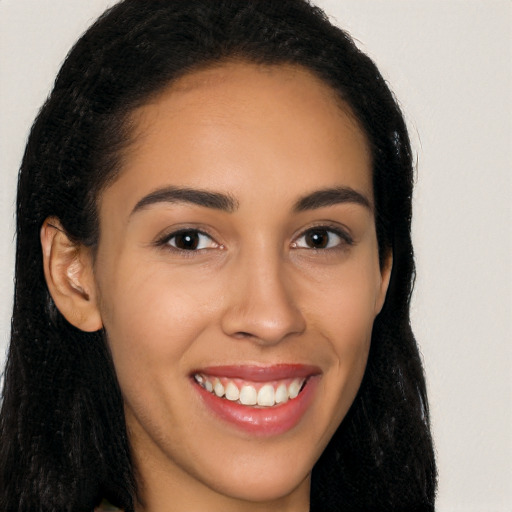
{"left": 375, "top": 250, "right": 393, "bottom": 315}
{"left": 40, "top": 217, "right": 102, "bottom": 332}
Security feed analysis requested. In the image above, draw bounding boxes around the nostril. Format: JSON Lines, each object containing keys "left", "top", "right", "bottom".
{"left": 233, "top": 331, "right": 253, "bottom": 339}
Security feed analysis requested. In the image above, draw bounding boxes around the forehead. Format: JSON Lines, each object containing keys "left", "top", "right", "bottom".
{"left": 103, "top": 61, "right": 372, "bottom": 215}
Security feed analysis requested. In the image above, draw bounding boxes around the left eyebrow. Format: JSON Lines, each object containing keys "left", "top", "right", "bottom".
{"left": 293, "top": 186, "right": 372, "bottom": 212}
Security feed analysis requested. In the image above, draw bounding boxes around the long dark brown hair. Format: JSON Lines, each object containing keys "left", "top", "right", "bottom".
{"left": 0, "top": 1, "right": 436, "bottom": 510}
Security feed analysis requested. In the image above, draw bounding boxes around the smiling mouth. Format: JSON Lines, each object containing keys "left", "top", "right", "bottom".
{"left": 191, "top": 365, "right": 321, "bottom": 435}
{"left": 193, "top": 373, "right": 307, "bottom": 407}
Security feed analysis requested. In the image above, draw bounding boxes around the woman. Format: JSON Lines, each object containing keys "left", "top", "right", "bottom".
{"left": 0, "top": 0, "right": 436, "bottom": 510}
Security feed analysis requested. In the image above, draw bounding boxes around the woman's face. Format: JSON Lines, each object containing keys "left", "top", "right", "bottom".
{"left": 92, "top": 63, "right": 390, "bottom": 510}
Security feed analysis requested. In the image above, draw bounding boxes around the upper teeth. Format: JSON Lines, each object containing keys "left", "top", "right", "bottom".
{"left": 194, "top": 374, "right": 306, "bottom": 407}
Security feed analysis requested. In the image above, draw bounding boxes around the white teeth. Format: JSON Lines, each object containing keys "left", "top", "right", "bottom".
{"left": 194, "top": 373, "right": 307, "bottom": 407}
{"left": 239, "top": 385, "right": 258, "bottom": 406}
{"left": 213, "top": 379, "right": 224, "bottom": 398}
{"left": 288, "top": 379, "right": 301, "bottom": 399}
{"left": 225, "top": 381, "right": 240, "bottom": 401}
{"left": 275, "top": 383, "right": 288, "bottom": 404}
{"left": 257, "top": 384, "right": 275, "bottom": 406}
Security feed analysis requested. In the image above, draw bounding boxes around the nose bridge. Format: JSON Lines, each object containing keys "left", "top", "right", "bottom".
{"left": 221, "top": 241, "right": 305, "bottom": 345}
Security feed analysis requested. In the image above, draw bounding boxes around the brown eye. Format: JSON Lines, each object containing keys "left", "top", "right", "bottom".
{"left": 167, "top": 230, "right": 216, "bottom": 251}
{"left": 293, "top": 227, "right": 351, "bottom": 250}
{"left": 304, "top": 229, "right": 330, "bottom": 249}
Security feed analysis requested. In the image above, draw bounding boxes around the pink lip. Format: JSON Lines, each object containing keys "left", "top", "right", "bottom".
{"left": 192, "top": 364, "right": 321, "bottom": 436}
{"left": 195, "top": 364, "right": 320, "bottom": 381}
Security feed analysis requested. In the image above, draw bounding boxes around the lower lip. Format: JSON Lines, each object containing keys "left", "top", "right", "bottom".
{"left": 194, "top": 376, "right": 319, "bottom": 436}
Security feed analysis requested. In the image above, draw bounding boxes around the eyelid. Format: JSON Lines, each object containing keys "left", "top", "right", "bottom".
{"left": 291, "top": 224, "right": 353, "bottom": 249}
{"left": 154, "top": 227, "right": 221, "bottom": 252}
{"left": 152, "top": 222, "right": 353, "bottom": 254}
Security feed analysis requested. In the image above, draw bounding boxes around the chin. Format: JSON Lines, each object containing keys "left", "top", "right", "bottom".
{"left": 211, "top": 467, "right": 311, "bottom": 504}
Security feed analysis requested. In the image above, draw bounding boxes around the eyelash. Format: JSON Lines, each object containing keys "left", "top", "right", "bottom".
{"left": 155, "top": 225, "right": 353, "bottom": 254}
{"left": 155, "top": 228, "right": 221, "bottom": 253}
{"left": 292, "top": 225, "right": 353, "bottom": 251}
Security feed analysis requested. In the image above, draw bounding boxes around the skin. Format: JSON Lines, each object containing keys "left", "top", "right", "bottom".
{"left": 42, "top": 62, "right": 391, "bottom": 512}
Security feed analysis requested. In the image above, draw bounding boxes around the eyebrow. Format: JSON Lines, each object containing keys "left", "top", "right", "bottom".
{"left": 293, "top": 186, "right": 372, "bottom": 212}
{"left": 131, "top": 186, "right": 239, "bottom": 215}
{"left": 130, "top": 184, "right": 371, "bottom": 216}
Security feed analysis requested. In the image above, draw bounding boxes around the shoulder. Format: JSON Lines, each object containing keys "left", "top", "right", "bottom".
{"left": 94, "top": 499, "right": 122, "bottom": 511}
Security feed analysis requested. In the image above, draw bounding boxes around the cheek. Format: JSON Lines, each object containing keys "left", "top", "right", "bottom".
{"left": 307, "top": 256, "right": 381, "bottom": 349}
{"left": 98, "top": 263, "right": 223, "bottom": 448}
{"left": 304, "top": 257, "right": 381, "bottom": 418}
{"left": 319, "top": 282, "right": 374, "bottom": 385}
{"left": 97, "top": 257, "right": 222, "bottom": 384}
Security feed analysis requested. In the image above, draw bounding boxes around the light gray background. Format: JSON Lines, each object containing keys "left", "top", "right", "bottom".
{"left": 1, "top": 1, "right": 511, "bottom": 510}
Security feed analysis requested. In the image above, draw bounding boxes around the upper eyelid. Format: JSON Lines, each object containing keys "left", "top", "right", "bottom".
{"left": 293, "top": 224, "right": 353, "bottom": 243}
{"left": 166, "top": 227, "right": 212, "bottom": 238}
{"left": 288, "top": 228, "right": 353, "bottom": 255}
{"left": 156, "top": 229, "right": 220, "bottom": 254}
{"left": 155, "top": 226, "right": 216, "bottom": 244}
{"left": 153, "top": 223, "right": 353, "bottom": 248}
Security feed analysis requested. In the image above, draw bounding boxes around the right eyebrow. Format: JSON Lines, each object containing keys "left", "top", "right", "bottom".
{"left": 130, "top": 186, "right": 239, "bottom": 216}
{"left": 293, "top": 186, "right": 372, "bottom": 212}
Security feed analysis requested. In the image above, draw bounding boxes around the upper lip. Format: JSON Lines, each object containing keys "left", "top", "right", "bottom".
{"left": 191, "top": 364, "right": 321, "bottom": 382}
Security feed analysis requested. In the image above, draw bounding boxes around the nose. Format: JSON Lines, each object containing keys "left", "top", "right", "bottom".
{"left": 220, "top": 252, "right": 306, "bottom": 346}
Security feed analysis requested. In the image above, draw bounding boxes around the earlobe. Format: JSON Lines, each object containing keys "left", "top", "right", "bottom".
{"left": 40, "top": 217, "right": 103, "bottom": 332}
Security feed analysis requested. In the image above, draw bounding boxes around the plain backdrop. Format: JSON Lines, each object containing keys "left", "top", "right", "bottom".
{"left": 0, "top": 1, "right": 511, "bottom": 510}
